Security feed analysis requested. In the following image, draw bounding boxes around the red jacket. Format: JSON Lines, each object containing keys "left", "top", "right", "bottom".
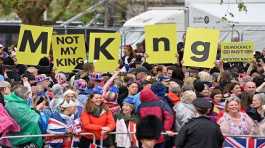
{"left": 167, "top": 92, "right": 180, "bottom": 105}
{"left": 80, "top": 110, "right": 115, "bottom": 140}
{"left": 138, "top": 88, "right": 174, "bottom": 143}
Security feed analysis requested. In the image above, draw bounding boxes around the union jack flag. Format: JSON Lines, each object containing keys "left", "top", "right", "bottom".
{"left": 224, "top": 136, "right": 265, "bottom": 148}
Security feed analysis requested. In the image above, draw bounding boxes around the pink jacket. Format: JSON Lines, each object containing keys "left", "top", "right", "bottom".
{"left": 0, "top": 104, "right": 20, "bottom": 146}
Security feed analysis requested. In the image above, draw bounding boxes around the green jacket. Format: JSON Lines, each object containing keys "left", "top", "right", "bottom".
{"left": 4, "top": 92, "right": 43, "bottom": 147}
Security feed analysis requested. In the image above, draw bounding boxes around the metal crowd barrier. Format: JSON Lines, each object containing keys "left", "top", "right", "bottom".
{"left": 2, "top": 132, "right": 264, "bottom": 148}
{"left": 99, "top": 131, "right": 178, "bottom": 148}
{"left": 0, "top": 132, "right": 96, "bottom": 148}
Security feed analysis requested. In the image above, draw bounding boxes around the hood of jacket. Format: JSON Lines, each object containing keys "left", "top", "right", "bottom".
{"left": 4, "top": 92, "right": 27, "bottom": 105}
{"left": 140, "top": 88, "right": 159, "bottom": 102}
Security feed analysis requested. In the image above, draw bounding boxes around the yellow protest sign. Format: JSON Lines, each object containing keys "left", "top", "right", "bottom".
{"left": 89, "top": 32, "right": 120, "bottom": 72}
{"left": 52, "top": 34, "right": 86, "bottom": 73}
{"left": 144, "top": 24, "right": 178, "bottom": 64}
{"left": 221, "top": 41, "right": 254, "bottom": 62}
{"left": 183, "top": 28, "right": 219, "bottom": 68}
{"left": 16, "top": 24, "right": 53, "bottom": 65}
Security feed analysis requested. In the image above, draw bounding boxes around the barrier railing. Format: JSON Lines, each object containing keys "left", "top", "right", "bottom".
{"left": 2, "top": 132, "right": 265, "bottom": 148}
{"left": 0, "top": 132, "right": 96, "bottom": 148}
{"left": 99, "top": 131, "right": 178, "bottom": 148}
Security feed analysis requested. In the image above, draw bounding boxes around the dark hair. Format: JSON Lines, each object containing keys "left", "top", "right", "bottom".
{"left": 136, "top": 115, "right": 162, "bottom": 140}
{"left": 210, "top": 88, "right": 222, "bottom": 99}
{"left": 239, "top": 92, "right": 254, "bottom": 109}
{"left": 171, "top": 66, "right": 184, "bottom": 81}
{"left": 223, "top": 82, "right": 239, "bottom": 94}
{"left": 38, "top": 57, "right": 50, "bottom": 66}
{"left": 84, "top": 94, "right": 108, "bottom": 113}
{"left": 253, "top": 75, "right": 265, "bottom": 87}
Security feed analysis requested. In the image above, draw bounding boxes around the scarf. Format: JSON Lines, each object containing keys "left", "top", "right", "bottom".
{"left": 90, "top": 106, "right": 103, "bottom": 117}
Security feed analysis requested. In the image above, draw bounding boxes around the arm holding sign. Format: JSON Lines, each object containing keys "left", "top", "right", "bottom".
{"left": 247, "top": 60, "right": 256, "bottom": 75}
{"left": 217, "top": 60, "right": 225, "bottom": 83}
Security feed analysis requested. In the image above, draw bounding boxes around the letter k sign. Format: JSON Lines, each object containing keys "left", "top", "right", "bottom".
{"left": 94, "top": 38, "right": 115, "bottom": 60}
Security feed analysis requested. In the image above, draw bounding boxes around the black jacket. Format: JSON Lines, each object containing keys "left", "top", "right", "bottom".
{"left": 246, "top": 106, "right": 263, "bottom": 122}
{"left": 175, "top": 116, "right": 224, "bottom": 148}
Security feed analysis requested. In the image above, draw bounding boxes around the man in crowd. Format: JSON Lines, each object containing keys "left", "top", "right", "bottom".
{"left": 175, "top": 97, "right": 224, "bottom": 148}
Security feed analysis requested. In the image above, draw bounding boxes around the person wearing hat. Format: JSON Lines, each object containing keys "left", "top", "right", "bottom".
{"left": 115, "top": 98, "right": 139, "bottom": 148}
{"left": 136, "top": 115, "right": 163, "bottom": 148}
{"left": 50, "top": 84, "right": 64, "bottom": 111}
{"left": 35, "top": 74, "right": 50, "bottom": 99}
{"left": 175, "top": 97, "right": 224, "bottom": 148}
{"left": 46, "top": 89, "right": 81, "bottom": 147}
{"left": 138, "top": 87, "right": 174, "bottom": 147}
{"left": 0, "top": 79, "right": 11, "bottom": 105}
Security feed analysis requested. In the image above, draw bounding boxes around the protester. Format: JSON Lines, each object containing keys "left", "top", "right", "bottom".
{"left": 175, "top": 97, "right": 224, "bottom": 148}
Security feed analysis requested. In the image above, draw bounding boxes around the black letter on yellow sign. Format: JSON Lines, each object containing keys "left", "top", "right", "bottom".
{"left": 19, "top": 30, "right": 48, "bottom": 54}
{"left": 191, "top": 41, "right": 210, "bottom": 62}
{"left": 94, "top": 38, "right": 114, "bottom": 60}
{"left": 153, "top": 37, "right": 170, "bottom": 52}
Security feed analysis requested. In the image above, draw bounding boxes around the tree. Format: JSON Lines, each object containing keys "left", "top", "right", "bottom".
{"left": 0, "top": 0, "right": 52, "bottom": 25}
{"left": 0, "top": 0, "right": 98, "bottom": 25}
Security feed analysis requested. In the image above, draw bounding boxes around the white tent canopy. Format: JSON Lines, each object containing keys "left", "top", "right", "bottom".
{"left": 123, "top": 9, "right": 184, "bottom": 29}
{"left": 122, "top": 9, "right": 185, "bottom": 47}
{"left": 189, "top": 3, "right": 265, "bottom": 50}
{"left": 189, "top": 3, "right": 265, "bottom": 27}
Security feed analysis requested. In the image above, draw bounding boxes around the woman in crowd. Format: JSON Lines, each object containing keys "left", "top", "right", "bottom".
{"left": 174, "top": 90, "right": 197, "bottom": 132}
{"left": 79, "top": 92, "right": 115, "bottom": 147}
{"left": 210, "top": 88, "right": 224, "bottom": 114}
{"left": 46, "top": 89, "right": 81, "bottom": 147}
{"left": 218, "top": 96, "right": 257, "bottom": 135}
{"left": 223, "top": 82, "right": 242, "bottom": 97}
{"left": 120, "top": 45, "right": 136, "bottom": 72}
{"left": 246, "top": 93, "right": 265, "bottom": 122}
{"left": 115, "top": 98, "right": 139, "bottom": 148}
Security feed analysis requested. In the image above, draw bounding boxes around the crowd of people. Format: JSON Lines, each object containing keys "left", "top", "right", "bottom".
{"left": 0, "top": 41, "right": 265, "bottom": 148}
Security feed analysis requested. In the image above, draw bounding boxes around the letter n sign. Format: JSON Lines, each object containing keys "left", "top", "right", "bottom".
{"left": 89, "top": 32, "right": 120, "bottom": 72}
{"left": 16, "top": 24, "right": 53, "bottom": 65}
{"left": 144, "top": 24, "right": 178, "bottom": 64}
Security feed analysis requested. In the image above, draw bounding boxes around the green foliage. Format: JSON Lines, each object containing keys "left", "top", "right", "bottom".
{"left": 0, "top": 0, "right": 128, "bottom": 25}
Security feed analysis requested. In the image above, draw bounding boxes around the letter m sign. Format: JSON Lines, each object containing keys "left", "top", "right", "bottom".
{"left": 16, "top": 24, "right": 53, "bottom": 65}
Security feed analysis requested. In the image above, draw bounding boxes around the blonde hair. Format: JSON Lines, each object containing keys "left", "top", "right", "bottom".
{"left": 224, "top": 96, "right": 241, "bottom": 112}
{"left": 198, "top": 71, "right": 212, "bottom": 82}
{"left": 183, "top": 77, "right": 196, "bottom": 86}
{"left": 181, "top": 90, "right": 196, "bottom": 104}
